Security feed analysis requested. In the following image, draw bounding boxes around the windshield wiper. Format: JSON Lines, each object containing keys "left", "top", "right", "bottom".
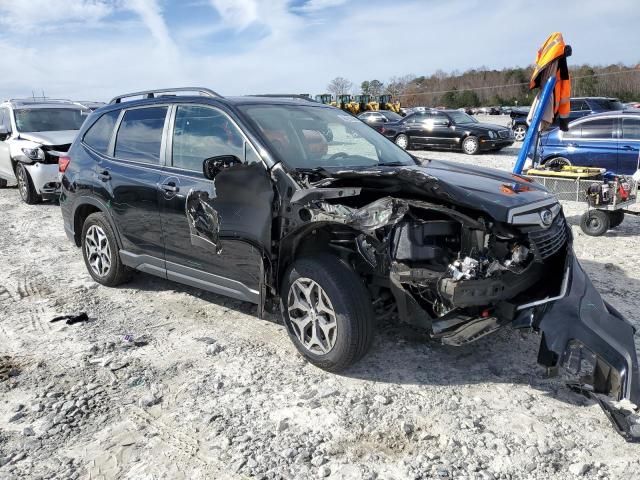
{"left": 378, "top": 161, "right": 410, "bottom": 167}
{"left": 293, "top": 167, "right": 332, "bottom": 176}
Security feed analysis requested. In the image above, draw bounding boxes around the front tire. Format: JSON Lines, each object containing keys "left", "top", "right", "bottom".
{"left": 15, "top": 163, "right": 41, "bottom": 204}
{"left": 281, "top": 254, "right": 374, "bottom": 372}
{"left": 81, "top": 212, "right": 130, "bottom": 286}
{"left": 513, "top": 124, "right": 527, "bottom": 141}
{"left": 395, "top": 134, "right": 409, "bottom": 150}
{"left": 462, "top": 136, "right": 480, "bottom": 155}
{"left": 580, "top": 210, "right": 610, "bottom": 237}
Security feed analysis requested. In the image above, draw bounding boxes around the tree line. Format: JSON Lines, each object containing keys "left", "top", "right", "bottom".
{"left": 326, "top": 63, "right": 639, "bottom": 108}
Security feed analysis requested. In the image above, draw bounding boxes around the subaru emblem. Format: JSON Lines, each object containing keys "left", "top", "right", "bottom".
{"left": 540, "top": 209, "right": 553, "bottom": 226}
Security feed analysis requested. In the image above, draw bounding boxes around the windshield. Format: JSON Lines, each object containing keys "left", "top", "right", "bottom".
{"left": 240, "top": 105, "right": 416, "bottom": 169}
{"left": 447, "top": 111, "right": 478, "bottom": 124}
{"left": 14, "top": 108, "right": 89, "bottom": 133}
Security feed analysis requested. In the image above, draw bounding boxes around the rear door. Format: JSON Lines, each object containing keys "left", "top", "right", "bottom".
{"left": 158, "top": 104, "right": 273, "bottom": 303}
{"left": 93, "top": 105, "right": 168, "bottom": 268}
{"left": 618, "top": 116, "right": 640, "bottom": 174}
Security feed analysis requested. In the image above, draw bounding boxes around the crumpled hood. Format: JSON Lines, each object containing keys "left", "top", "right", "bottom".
{"left": 321, "top": 160, "right": 557, "bottom": 223}
{"left": 19, "top": 130, "right": 78, "bottom": 146}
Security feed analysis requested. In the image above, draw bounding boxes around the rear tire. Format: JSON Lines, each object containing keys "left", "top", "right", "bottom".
{"left": 15, "top": 163, "right": 41, "bottom": 204}
{"left": 580, "top": 210, "right": 610, "bottom": 237}
{"left": 395, "top": 134, "right": 409, "bottom": 150}
{"left": 81, "top": 212, "right": 130, "bottom": 286}
{"left": 544, "top": 157, "right": 571, "bottom": 170}
{"left": 281, "top": 254, "right": 374, "bottom": 372}
{"left": 462, "top": 136, "right": 480, "bottom": 155}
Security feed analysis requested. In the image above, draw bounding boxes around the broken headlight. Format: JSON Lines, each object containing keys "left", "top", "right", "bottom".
{"left": 21, "top": 147, "right": 45, "bottom": 161}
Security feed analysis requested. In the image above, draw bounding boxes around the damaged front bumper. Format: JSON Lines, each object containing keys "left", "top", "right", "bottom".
{"left": 534, "top": 251, "right": 640, "bottom": 441}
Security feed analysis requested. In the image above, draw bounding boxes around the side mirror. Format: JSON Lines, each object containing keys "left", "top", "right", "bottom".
{"left": 0, "top": 125, "right": 9, "bottom": 141}
{"left": 203, "top": 155, "right": 242, "bottom": 180}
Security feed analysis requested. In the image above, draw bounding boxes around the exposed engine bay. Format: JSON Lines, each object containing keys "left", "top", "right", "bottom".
{"left": 288, "top": 182, "right": 567, "bottom": 348}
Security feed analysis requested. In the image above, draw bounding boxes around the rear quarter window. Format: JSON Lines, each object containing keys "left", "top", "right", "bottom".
{"left": 83, "top": 110, "right": 120, "bottom": 154}
{"left": 114, "top": 107, "right": 168, "bottom": 163}
{"left": 580, "top": 118, "right": 616, "bottom": 140}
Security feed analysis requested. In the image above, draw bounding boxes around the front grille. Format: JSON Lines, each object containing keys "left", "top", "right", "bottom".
{"left": 498, "top": 130, "right": 511, "bottom": 139}
{"left": 528, "top": 213, "right": 568, "bottom": 261}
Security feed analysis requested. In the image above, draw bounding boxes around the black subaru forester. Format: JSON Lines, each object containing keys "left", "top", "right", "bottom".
{"left": 59, "top": 88, "right": 640, "bottom": 440}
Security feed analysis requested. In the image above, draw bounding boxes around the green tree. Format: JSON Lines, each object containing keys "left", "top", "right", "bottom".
{"left": 360, "top": 81, "right": 371, "bottom": 95}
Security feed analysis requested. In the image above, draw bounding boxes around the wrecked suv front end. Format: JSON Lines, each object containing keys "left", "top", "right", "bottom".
{"left": 284, "top": 163, "right": 640, "bottom": 441}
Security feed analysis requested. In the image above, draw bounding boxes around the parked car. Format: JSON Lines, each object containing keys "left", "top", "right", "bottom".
{"left": 537, "top": 111, "right": 640, "bottom": 173}
{"left": 380, "top": 109, "right": 514, "bottom": 154}
{"left": 357, "top": 110, "right": 404, "bottom": 132}
{"left": 476, "top": 106, "right": 500, "bottom": 115}
{"left": 74, "top": 101, "right": 106, "bottom": 112}
{"left": 0, "top": 98, "right": 89, "bottom": 203}
{"left": 509, "top": 107, "right": 531, "bottom": 141}
{"left": 59, "top": 88, "right": 640, "bottom": 430}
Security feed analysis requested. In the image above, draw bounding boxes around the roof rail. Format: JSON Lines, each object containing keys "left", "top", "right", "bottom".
{"left": 9, "top": 98, "right": 77, "bottom": 105}
{"left": 109, "top": 87, "right": 223, "bottom": 104}
{"left": 251, "top": 94, "right": 317, "bottom": 102}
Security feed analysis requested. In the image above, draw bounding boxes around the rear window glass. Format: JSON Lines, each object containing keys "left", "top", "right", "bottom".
{"left": 622, "top": 118, "right": 640, "bottom": 140}
{"left": 114, "top": 107, "right": 167, "bottom": 163}
{"left": 83, "top": 110, "right": 120, "bottom": 154}
{"left": 592, "top": 99, "right": 624, "bottom": 111}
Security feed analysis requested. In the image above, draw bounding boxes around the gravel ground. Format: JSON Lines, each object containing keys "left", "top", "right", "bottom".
{"left": 1, "top": 115, "right": 640, "bottom": 479}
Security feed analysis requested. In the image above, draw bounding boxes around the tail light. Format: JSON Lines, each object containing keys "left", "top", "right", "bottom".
{"left": 58, "top": 155, "right": 71, "bottom": 173}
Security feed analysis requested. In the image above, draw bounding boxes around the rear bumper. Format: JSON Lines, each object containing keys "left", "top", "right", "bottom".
{"left": 535, "top": 251, "right": 640, "bottom": 440}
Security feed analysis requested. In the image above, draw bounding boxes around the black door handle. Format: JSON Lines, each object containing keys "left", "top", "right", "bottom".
{"left": 97, "top": 170, "right": 111, "bottom": 181}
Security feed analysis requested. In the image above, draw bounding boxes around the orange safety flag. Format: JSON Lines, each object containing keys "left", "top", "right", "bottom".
{"left": 528, "top": 32, "right": 572, "bottom": 131}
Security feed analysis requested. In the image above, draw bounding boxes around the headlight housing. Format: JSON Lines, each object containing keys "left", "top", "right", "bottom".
{"left": 21, "top": 147, "right": 45, "bottom": 161}
{"left": 488, "top": 131, "right": 497, "bottom": 139}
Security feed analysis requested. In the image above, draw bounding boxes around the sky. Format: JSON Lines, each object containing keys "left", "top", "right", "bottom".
{"left": 0, "top": 0, "right": 638, "bottom": 102}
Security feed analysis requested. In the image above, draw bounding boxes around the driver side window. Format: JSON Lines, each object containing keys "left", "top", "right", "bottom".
{"left": 172, "top": 105, "right": 256, "bottom": 171}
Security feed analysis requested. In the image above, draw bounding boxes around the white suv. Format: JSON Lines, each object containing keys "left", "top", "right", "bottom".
{"left": 0, "top": 99, "right": 90, "bottom": 203}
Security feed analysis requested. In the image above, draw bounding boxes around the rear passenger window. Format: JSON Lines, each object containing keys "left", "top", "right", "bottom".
{"left": 172, "top": 105, "right": 245, "bottom": 171}
{"left": 622, "top": 118, "right": 640, "bottom": 140}
{"left": 83, "top": 110, "right": 119, "bottom": 154}
{"left": 580, "top": 118, "right": 615, "bottom": 140}
{"left": 115, "top": 107, "right": 167, "bottom": 163}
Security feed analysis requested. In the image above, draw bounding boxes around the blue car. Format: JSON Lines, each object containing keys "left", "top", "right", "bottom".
{"left": 537, "top": 111, "right": 640, "bottom": 174}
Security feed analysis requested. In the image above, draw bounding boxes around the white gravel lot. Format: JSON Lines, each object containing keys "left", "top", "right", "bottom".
{"left": 1, "top": 114, "right": 639, "bottom": 479}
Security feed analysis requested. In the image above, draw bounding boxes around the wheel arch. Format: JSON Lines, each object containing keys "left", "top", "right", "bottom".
{"left": 276, "top": 221, "right": 366, "bottom": 294}
{"left": 72, "top": 196, "right": 122, "bottom": 248}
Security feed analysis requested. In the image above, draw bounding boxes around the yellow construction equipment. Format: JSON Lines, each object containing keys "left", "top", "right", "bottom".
{"left": 379, "top": 94, "right": 401, "bottom": 114}
{"left": 526, "top": 165, "right": 605, "bottom": 179}
{"left": 354, "top": 95, "right": 379, "bottom": 112}
{"left": 337, "top": 95, "right": 359, "bottom": 115}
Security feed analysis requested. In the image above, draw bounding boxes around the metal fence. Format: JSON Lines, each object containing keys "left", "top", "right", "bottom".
{"left": 526, "top": 175, "right": 600, "bottom": 202}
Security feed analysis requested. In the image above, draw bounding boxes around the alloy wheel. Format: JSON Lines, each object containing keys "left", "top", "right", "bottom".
{"left": 514, "top": 125, "right": 527, "bottom": 141}
{"left": 85, "top": 225, "right": 112, "bottom": 277}
{"left": 395, "top": 135, "right": 408, "bottom": 149}
{"left": 287, "top": 277, "right": 338, "bottom": 355}
{"left": 16, "top": 165, "right": 28, "bottom": 200}
{"left": 463, "top": 137, "right": 478, "bottom": 154}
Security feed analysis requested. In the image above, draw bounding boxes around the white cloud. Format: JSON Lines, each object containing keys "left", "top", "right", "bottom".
{"left": 0, "top": 0, "right": 114, "bottom": 30}
{"left": 294, "top": 0, "right": 348, "bottom": 12}
{"left": 125, "top": 0, "right": 177, "bottom": 54}
{"left": 209, "top": 0, "right": 259, "bottom": 30}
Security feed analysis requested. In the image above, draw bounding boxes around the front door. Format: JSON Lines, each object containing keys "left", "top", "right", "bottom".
{"left": 93, "top": 106, "right": 168, "bottom": 267}
{"left": 563, "top": 117, "right": 618, "bottom": 172}
{"left": 0, "top": 107, "right": 14, "bottom": 181}
{"left": 618, "top": 116, "right": 640, "bottom": 175}
{"left": 159, "top": 104, "right": 274, "bottom": 303}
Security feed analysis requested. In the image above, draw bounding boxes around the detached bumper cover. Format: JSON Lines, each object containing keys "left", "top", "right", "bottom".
{"left": 536, "top": 252, "right": 640, "bottom": 441}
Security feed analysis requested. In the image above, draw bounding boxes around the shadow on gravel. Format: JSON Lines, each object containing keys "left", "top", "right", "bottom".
{"left": 115, "top": 254, "right": 640, "bottom": 410}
